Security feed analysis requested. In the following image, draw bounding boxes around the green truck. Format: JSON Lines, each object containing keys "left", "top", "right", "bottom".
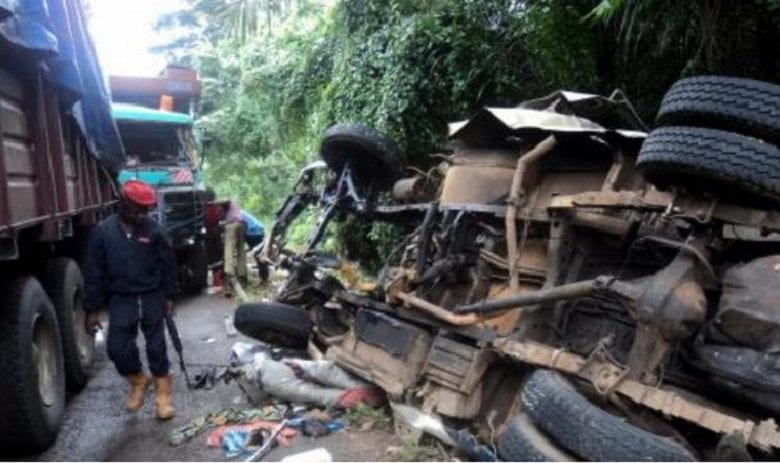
{"left": 110, "top": 67, "right": 212, "bottom": 292}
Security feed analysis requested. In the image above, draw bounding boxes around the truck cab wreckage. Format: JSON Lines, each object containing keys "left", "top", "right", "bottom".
{"left": 241, "top": 77, "right": 780, "bottom": 460}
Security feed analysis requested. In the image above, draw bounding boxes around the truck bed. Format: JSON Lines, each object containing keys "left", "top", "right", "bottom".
{"left": 0, "top": 64, "right": 115, "bottom": 255}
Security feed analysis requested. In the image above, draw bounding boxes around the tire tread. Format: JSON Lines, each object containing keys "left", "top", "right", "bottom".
{"left": 522, "top": 369, "right": 695, "bottom": 461}
{"left": 656, "top": 75, "right": 780, "bottom": 144}
{"left": 637, "top": 126, "right": 780, "bottom": 204}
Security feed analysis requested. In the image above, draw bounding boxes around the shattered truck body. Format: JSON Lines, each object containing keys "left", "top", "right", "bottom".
{"left": 241, "top": 77, "right": 780, "bottom": 460}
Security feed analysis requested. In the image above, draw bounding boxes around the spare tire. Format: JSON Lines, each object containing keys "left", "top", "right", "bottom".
{"left": 637, "top": 126, "right": 780, "bottom": 205}
{"left": 522, "top": 369, "right": 695, "bottom": 461}
{"left": 656, "top": 76, "right": 780, "bottom": 145}
{"left": 234, "top": 301, "right": 313, "bottom": 349}
{"left": 320, "top": 123, "right": 404, "bottom": 190}
{"left": 497, "top": 412, "right": 574, "bottom": 461}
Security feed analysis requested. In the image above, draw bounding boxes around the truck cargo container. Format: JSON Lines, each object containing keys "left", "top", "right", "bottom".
{"left": 0, "top": 0, "right": 123, "bottom": 452}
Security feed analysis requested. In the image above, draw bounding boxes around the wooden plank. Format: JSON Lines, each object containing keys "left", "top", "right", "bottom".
{"left": 0, "top": 89, "right": 9, "bottom": 225}
{"left": 7, "top": 176, "right": 38, "bottom": 222}
{"left": 3, "top": 139, "right": 35, "bottom": 175}
{"left": 30, "top": 74, "right": 57, "bottom": 239}
{"left": 44, "top": 87, "right": 69, "bottom": 213}
{"left": 1, "top": 98, "right": 29, "bottom": 138}
{"left": 69, "top": 119, "right": 86, "bottom": 210}
{"left": 0, "top": 68, "right": 24, "bottom": 100}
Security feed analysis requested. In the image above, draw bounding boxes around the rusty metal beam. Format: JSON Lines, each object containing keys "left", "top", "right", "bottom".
{"left": 455, "top": 279, "right": 596, "bottom": 314}
{"left": 549, "top": 190, "right": 780, "bottom": 234}
{"left": 393, "top": 291, "right": 482, "bottom": 326}
{"left": 492, "top": 338, "right": 780, "bottom": 452}
{"left": 506, "top": 136, "right": 557, "bottom": 291}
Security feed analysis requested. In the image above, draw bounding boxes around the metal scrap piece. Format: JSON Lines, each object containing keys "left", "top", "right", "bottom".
{"left": 492, "top": 338, "right": 780, "bottom": 452}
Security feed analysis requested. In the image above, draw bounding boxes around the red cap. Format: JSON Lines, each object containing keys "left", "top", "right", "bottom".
{"left": 122, "top": 180, "right": 156, "bottom": 207}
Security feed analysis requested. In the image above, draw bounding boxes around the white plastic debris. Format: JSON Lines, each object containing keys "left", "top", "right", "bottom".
{"left": 225, "top": 313, "right": 238, "bottom": 337}
{"left": 280, "top": 448, "right": 332, "bottom": 463}
{"left": 390, "top": 402, "right": 457, "bottom": 446}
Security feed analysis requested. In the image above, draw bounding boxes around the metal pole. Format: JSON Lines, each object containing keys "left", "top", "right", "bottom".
{"left": 454, "top": 279, "right": 596, "bottom": 314}
{"left": 244, "top": 419, "right": 289, "bottom": 462}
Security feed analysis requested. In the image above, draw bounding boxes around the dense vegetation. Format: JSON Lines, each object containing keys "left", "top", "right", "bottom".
{"left": 154, "top": 0, "right": 780, "bottom": 261}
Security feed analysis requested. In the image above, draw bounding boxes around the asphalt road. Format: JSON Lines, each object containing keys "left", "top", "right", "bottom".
{"left": 36, "top": 293, "right": 400, "bottom": 461}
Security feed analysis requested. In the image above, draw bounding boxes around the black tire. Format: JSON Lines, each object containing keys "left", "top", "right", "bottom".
{"left": 40, "top": 258, "right": 94, "bottom": 392}
{"left": 497, "top": 412, "right": 574, "bottom": 461}
{"left": 637, "top": 126, "right": 780, "bottom": 205}
{"left": 320, "top": 123, "right": 404, "bottom": 190}
{"left": 185, "top": 241, "right": 209, "bottom": 293}
{"left": 522, "top": 369, "right": 695, "bottom": 461}
{"left": 193, "top": 240, "right": 209, "bottom": 291}
{"left": 234, "top": 301, "right": 313, "bottom": 349}
{"left": 656, "top": 76, "right": 780, "bottom": 145}
{"left": 0, "top": 277, "right": 66, "bottom": 452}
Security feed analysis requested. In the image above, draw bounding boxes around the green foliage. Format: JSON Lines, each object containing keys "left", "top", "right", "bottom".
{"left": 388, "top": 439, "right": 442, "bottom": 462}
{"left": 343, "top": 403, "right": 391, "bottom": 430}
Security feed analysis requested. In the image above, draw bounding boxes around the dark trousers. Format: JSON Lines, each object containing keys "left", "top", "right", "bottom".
{"left": 245, "top": 234, "right": 264, "bottom": 250}
{"left": 107, "top": 292, "right": 170, "bottom": 377}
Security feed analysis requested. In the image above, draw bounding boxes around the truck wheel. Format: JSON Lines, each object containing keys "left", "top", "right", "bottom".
{"left": 522, "top": 369, "right": 695, "bottom": 461}
{"left": 497, "top": 412, "right": 574, "bottom": 461}
{"left": 189, "top": 240, "right": 209, "bottom": 293}
{"left": 320, "top": 123, "right": 404, "bottom": 190}
{"left": 234, "top": 302, "right": 313, "bottom": 349}
{"left": 656, "top": 76, "right": 780, "bottom": 145}
{"left": 637, "top": 126, "right": 780, "bottom": 206}
{"left": 41, "top": 258, "right": 94, "bottom": 392}
{"left": 0, "top": 277, "right": 66, "bottom": 452}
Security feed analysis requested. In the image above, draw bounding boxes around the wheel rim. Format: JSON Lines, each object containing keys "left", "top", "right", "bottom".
{"left": 72, "top": 289, "right": 95, "bottom": 367}
{"left": 32, "top": 312, "right": 57, "bottom": 407}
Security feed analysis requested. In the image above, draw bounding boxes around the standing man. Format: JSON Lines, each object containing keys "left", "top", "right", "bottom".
{"left": 83, "top": 180, "right": 177, "bottom": 420}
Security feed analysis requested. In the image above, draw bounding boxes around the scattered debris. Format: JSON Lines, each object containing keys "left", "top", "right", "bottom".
{"left": 206, "top": 419, "right": 296, "bottom": 449}
{"left": 244, "top": 419, "right": 290, "bottom": 462}
{"left": 387, "top": 439, "right": 443, "bottom": 462}
{"left": 225, "top": 313, "right": 238, "bottom": 337}
{"left": 221, "top": 429, "right": 251, "bottom": 458}
{"left": 170, "top": 406, "right": 284, "bottom": 446}
{"left": 344, "top": 403, "right": 391, "bottom": 431}
{"left": 279, "top": 447, "right": 333, "bottom": 463}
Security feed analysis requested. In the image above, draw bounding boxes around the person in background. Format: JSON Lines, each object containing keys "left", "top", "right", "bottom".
{"left": 240, "top": 209, "right": 268, "bottom": 281}
{"left": 83, "top": 180, "right": 177, "bottom": 420}
{"left": 240, "top": 209, "right": 265, "bottom": 251}
{"left": 223, "top": 200, "right": 247, "bottom": 293}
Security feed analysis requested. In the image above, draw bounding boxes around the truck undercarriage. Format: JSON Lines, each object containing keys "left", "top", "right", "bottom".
{"left": 240, "top": 77, "right": 780, "bottom": 460}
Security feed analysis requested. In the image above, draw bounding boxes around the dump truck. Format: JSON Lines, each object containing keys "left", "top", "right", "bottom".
{"left": 240, "top": 78, "right": 780, "bottom": 460}
{"left": 0, "top": 0, "right": 124, "bottom": 452}
{"left": 110, "top": 67, "right": 211, "bottom": 292}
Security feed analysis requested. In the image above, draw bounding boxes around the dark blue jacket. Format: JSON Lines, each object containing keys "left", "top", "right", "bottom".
{"left": 83, "top": 214, "right": 176, "bottom": 312}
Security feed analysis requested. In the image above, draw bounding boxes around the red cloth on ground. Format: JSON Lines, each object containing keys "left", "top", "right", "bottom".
{"left": 337, "top": 387, "right": 386, "bottom": 408}
{"left": 206, "top": 420, "right": 296, "bottom": 447}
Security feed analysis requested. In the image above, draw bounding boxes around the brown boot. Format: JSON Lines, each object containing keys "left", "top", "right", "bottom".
{"left": 125, "top": 373, "right": 151, "bottom": 412}
{"left": 153, "top": 376, "right": 175, "bottom": 420}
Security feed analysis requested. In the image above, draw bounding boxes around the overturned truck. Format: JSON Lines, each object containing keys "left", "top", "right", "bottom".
{"left": 241, "top": 76, "right": 780, "bottom": 461}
